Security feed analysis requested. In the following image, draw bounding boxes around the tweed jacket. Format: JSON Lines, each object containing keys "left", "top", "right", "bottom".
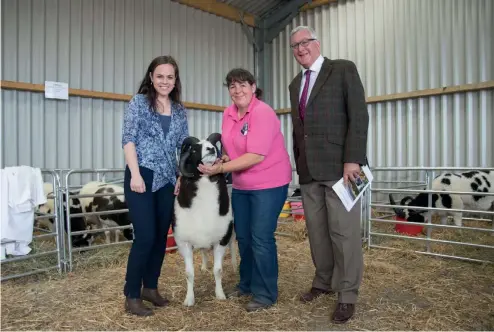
{"left": 288, "top": 57, "right": 369, "bottom": 184}
{"left": 122, "top": 93, "right": 189, "bottom": 192}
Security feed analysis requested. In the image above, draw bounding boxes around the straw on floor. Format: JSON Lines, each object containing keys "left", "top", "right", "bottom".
{"left": 1, "top": 220, "right": 493, "bottom": 331}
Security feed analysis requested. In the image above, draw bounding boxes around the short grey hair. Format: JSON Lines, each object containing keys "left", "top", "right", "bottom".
{"left": 290, "top": 26, "right": 318, "bottom": 40}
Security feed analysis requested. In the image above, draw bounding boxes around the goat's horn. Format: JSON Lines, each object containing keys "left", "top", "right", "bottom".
{"left": 180, "top": 136, "right": 200, "bottom": 155}
{"left": 206, "top": 133, "right": 222, "bottom": 147}
{"left": 179, "top": 151, "right": 194, "bottom": 178}
{"left": 389, "top": 194, "right": 405, "bottom": 218}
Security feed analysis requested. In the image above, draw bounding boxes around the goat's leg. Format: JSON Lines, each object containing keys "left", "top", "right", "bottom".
{"left": 104, "top": 230, "right": 111, "bottom": 244}
{"left": 452, "top": 213, "right": 463, "bottom": 227}
{"left": 439, "top": 215, "right": 449, "bottom": 225}
{"left": 201, "top": 249, "right": 208, "bottom": 271}
{"left": 213, "top": 243, "right": 227, "bottom": 300}
{"left": 177, "top": 240, "right": 195, "bottom": 306}
{"left": 115, "top": 229, "right": 121, "bottom": 243}
{"left": 229, "top": 230, "right": 237, "bottom": 273}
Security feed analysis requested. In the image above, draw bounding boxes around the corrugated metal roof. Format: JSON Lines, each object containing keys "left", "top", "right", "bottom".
{"left": 217, "top": 0, "right": 289, "bottom": 18}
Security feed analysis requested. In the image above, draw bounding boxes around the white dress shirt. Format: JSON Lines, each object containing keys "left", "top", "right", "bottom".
{"left": 298, "top": 55, "right": 325, "bottom": 102}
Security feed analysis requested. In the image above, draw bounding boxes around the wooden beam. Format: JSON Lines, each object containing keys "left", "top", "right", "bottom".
{"left": 275, "top": 80, "right": 494, "bottom": 114}
{"left": 176, "top": 0, "right": 256, "bottom": 27}
{"left": 5, "top": 80, "right": 492, "bottom": 115}
{"left": 300, "top": 0, "right": 338, "bottom": 12}
{"left": 0, "top": 80, "right": 226, "bottom": 112}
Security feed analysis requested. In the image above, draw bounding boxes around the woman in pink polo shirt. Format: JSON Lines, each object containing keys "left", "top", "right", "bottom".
{"left": 199, "top": 68, "right": 292, "bottom": 312}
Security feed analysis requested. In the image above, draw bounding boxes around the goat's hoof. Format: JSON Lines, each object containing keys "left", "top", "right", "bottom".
{"left": 215, "top": 290, "right": 226, "bottom": 300}
{"left": 183, "top": 297, "right": 195, "bottom": 307}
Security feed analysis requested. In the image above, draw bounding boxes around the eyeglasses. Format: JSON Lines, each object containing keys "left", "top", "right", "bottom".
{"left": 290, "top": 38, "right": 316, "bottom": 50}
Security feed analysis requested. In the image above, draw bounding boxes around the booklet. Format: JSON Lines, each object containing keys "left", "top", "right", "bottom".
{"left": 332, "top": 165, "right": 374, "bottom": 212}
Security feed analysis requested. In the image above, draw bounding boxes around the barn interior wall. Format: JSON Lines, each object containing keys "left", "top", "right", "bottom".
{"left": 270, "top": 0, "right": 493, "bottom": 186}
{"left": 1, "top": 0, "right": 254, "bottom": 185}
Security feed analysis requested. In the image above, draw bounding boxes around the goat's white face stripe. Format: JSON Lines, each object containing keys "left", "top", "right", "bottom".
{"left": 201, "top": 141, "right": 217, "bottom": 166}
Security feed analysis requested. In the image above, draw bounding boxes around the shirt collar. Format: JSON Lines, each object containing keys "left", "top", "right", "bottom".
{"left": 302, "top": 55, "right": 324, "bottom": 75}
{"left": 227, "top": 95, "right": 259, "bottom": 120}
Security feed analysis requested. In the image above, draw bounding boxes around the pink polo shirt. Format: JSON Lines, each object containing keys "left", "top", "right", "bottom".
{"left": 221, "top": 96, "right": 292, "bottom": 190}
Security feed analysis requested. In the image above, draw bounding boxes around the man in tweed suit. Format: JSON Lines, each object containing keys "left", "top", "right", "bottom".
{"left": 288, "top": 26, "right": 369, "bottom": 324}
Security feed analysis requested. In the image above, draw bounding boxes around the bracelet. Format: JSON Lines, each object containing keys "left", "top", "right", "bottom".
{"left": 219, "top": 163, "right": 224, "bottom": 173}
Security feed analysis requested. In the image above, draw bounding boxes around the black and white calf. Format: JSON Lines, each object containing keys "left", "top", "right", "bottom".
{"left": 36, "top": 182, "right": 95, "bottom": 247}
{"left": 389, "top": 170, "right": 494, "bottom": 228}
{"left": 79, "top": 181, "right": 134, "bottom": 244}
{"left": 172, "top": 133, "right": 236, "bottom": 307}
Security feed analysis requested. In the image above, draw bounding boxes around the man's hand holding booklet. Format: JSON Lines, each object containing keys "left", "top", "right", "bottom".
{"left": 332, "top": 165, "right": 374, "bottom": 212}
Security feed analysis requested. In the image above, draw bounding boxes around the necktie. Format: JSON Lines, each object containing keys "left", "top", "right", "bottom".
{"left": 298, "top": 70, "right": 311, "bottom": 121}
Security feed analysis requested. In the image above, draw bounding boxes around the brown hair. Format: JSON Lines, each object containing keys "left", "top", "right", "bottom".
{"left": 224, "top": 68, "right": 263, "bottom": 100}
{"left": 137, "top": 55, "right": 183, "bottom": 111}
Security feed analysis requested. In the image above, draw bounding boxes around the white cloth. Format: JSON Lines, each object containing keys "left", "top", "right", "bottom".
{"left": 0, "top": 166, "right": 47, "bottom": 259}
{"left": 299, "top": 54, "right": 325, "bottom": 101}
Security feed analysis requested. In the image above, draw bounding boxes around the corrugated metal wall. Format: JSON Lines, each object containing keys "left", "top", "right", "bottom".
{"left": 272, "top": 0, "right": 493, "bottom": 187}
{"left": 1, "top": 0, "right": 254, "bottom": 185}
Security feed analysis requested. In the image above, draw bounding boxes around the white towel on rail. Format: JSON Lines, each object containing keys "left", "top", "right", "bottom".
{"left": 0, "top": 165, "right": 47, "bottom": 259}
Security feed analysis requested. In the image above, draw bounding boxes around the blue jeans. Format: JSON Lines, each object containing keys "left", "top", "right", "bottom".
{"left": 232, "top": 184, "right": 289, "bottom": 305}
{"left": 123, "top": 166, "right": 175, "bottom": 298}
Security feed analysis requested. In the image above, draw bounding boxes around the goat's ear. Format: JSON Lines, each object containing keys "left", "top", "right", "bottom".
{"left": 207, "top": 133, "right": 222, "bottom": 154}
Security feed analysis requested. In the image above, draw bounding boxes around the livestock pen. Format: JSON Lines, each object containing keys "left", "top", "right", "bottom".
{"left": 1, "top": 167, "right": 493, "bottom": 331}
{"left": 2, "top": 0, "right": 494, "bottom": 330}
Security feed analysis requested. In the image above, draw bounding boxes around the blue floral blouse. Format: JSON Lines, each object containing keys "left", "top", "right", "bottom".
{"left": 121, "top": 93, "right": 189, "bottom": 192}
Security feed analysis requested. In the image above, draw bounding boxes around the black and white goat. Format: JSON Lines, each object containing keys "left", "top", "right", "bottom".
{"left": 172, "top": 133, "right": 237, "bottom": 307}
{"left": 389, "top": 170, "right": 494, "bottom": 229}
{"left": 36, "top": 182, "right": 95, "bottom": 247}
{"left": 79, "top": 181, "right": 134, "bottom": 244}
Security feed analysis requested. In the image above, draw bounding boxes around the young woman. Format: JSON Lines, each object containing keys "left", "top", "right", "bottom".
{"left": 199, "top": 68, "right": 292, "bottom": 312}
{"left": 121, "top": 55, "right": 188, "bottom": 316}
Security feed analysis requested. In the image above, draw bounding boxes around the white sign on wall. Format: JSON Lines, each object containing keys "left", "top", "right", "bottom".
{"left": 44, "top": 81, "right": 69, "bottom": 100}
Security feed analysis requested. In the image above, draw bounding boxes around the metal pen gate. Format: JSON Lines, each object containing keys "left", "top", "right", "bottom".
{"left": 367, "top": 167, "right": 494, "bottom": 264}
{"left": 0, "top": 170, "right": 64, "bottom": 281}
{"left": 2, "top": 166, "right": 492, "bottom": 282}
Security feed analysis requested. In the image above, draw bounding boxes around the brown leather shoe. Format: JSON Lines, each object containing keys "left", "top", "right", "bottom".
{"left": 226, "top": 289, "right": 251, "bottom": 298}
{"left": 141, "top": 288, "right": 170, "bottom": 307}
{"left": 300, "top": 287, "right": 333, "bottom": 303}
{"left": 245, "top": 300, "right": 273, "bottom": 312}
{"left": 125, "top": 297, "right": 153, "bottom": 316}
{"left": 332, "top": 303, "right": 355, "bottom": 324}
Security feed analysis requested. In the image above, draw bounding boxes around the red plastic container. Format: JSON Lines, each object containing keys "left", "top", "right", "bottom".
{"left": 290, "top": 202, "right": 306, "bottom": 222}
{"left": 166, "top": 228, "right": 177, "bottom": 253}
{"left": 394, "top": 216, "right": 424, "bottom": 236}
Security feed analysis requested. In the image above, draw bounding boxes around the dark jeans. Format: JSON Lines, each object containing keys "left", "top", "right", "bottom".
{"left": 232, "top": 184, "right": 289, "bottom": 305}
{"left": 123, "top": 166, "right": 175, "bottom": 299}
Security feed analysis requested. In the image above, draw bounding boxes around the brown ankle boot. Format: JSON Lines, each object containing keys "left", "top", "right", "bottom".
{"left": 141, "top": 288, "right": 170, "bottom": 307}
{"left": 125, "top": 297, "right": 153, "bottom": 316}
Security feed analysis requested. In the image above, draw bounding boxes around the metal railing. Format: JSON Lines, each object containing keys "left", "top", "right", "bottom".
{"left": 0, "top": 170, "right": 64, "bottom": 281}
{"left": 368, "top": 167, "right": 494, "bottom": 264}
{"left": 3, "top": 166, "right": 492, "bottom": 283}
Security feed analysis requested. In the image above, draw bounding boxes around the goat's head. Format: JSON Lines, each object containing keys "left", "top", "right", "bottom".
{"left": 389, "top": 193, "right": 434, "bottom": 223}
{"left": 179, "top": 133, "right": 222, "bottom": 178}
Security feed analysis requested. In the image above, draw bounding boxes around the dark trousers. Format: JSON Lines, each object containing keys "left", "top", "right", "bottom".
{"left": 232, "top": 184, "right": 288, "bottom": 305}
{"left": 123, "top": 166, "right": 175, "bottom": 299}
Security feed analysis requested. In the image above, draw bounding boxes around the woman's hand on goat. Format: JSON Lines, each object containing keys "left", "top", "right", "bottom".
{"left": 198, "top": 162, "right": 223, "bottom": 176}
{"left": 221, "top": 155, "right": 230, "bottom": 163}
